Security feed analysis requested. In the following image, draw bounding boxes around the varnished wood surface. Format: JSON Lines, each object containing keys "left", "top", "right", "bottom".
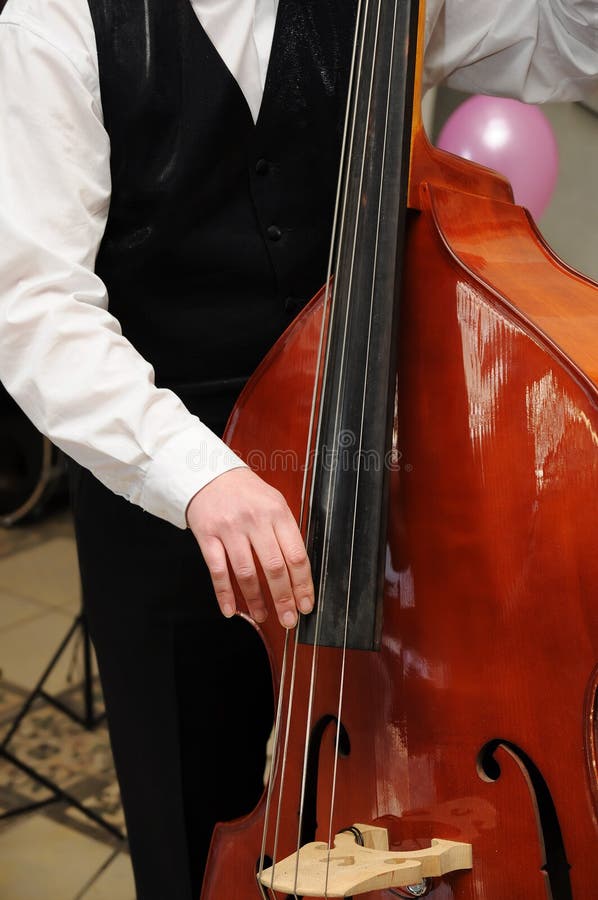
{"left": 200, "top": 5, "right": 598, "bottom": 890}
{"left": 426, "top": 181, "right": 598, "bottom": 385}
{"left": 200, "top": 138, "right": 598, "bottom": 895}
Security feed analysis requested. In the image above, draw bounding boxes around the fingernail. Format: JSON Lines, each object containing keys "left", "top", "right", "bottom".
{"left": 253, "top": 609, "right": 268, "bottom": 623}
{"left": 282, "top": 611, "right": 297, "bottom": 629}
{"left": 299, "top": 598, "right": 313, "bottom": 615}
{"left": 223, "top": 604, "right": 236, "bottom": 618}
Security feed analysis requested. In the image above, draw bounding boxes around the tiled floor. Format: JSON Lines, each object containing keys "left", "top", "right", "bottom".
{"left": 0, "top": 508, "right": 135, "bottom": 899}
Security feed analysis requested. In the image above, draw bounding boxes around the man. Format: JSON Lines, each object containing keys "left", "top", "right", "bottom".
{"left": 1, "top": 1, "right": 597, "bottom": 897}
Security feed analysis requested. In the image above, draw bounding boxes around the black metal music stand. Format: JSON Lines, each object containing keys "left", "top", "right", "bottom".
{"left": 0, "top": 610, "right": 126, "bottom": 841}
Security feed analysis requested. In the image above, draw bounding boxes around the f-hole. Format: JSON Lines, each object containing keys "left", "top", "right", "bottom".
{"left": 478, "top": 739, "right": 572, "bottom": 899}
{"left": 255, "top": 718, "right": 350, "bottom": 900}
{"left": 584, "top": 664, "right": 598, "bottom": 818}
{"left": 301, "top": 714, "right": 351, "bottom": 847}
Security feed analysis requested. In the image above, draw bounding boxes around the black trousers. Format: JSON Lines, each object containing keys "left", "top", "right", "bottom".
{"left": 69, "top": 459, "right": 273, "bottom": 899}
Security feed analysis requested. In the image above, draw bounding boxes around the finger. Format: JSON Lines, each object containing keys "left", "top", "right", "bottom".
{"left": 252, "top": 528, "right": 300, "bottom": 629}
{"left": 226, "top": 535, "right": 269, "bottom": 624}
{"left": 199, "top": 536, "right": 237, "bottom": 619}
{"left": 273, "top": 518, "right": 315, "bottom": 616}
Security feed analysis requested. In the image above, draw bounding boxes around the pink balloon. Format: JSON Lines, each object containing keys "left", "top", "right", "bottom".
{"left": 436, "top": 95, "right": 559, "bottom": 220}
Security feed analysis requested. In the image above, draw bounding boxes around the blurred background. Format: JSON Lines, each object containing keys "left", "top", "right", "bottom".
{"left": 430, "top": 86, "right": 598, "bottom": 281}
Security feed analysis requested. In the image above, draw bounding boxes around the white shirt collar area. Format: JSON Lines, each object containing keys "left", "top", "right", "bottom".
{"left": 196, "top": 0, "right": 279, "bottom": 122}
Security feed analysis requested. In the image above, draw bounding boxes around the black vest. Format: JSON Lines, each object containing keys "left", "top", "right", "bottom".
{"left": 88, "top": 0, "right": 356, "bottom": 421}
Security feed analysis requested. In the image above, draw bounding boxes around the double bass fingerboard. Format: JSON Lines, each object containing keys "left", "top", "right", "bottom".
{"left": 301, "top": 0, "right": 420, "bottom": 650}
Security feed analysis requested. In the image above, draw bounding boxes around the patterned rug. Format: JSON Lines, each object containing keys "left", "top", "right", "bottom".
{"left": 0, "top": 677, "right": 126, "bottom": 846}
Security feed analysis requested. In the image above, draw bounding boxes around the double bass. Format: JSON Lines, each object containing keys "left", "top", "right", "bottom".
{"left": 202, "top": 0, "right": 598, "bottom": 896}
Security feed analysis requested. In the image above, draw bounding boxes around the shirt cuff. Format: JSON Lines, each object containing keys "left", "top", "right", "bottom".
{"left": 139, "top": 422, "right": 248, "bottom": 529}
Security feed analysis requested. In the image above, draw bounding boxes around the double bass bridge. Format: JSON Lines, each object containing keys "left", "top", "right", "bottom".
{"left": 258, "top": 824, "right": 472, "bottom": 897}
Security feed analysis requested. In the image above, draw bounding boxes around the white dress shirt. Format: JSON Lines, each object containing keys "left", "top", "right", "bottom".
{"left": 0, "top": 0, "right": 597, "bottom": 528}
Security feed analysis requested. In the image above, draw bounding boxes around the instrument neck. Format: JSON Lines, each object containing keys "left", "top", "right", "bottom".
{"left": 302, "top": 0, "right": 421, "bottom": 650}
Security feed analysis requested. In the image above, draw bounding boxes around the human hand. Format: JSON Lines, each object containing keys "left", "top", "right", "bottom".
{"left": 186, "top": 467, "right": 314, "bottom": 629}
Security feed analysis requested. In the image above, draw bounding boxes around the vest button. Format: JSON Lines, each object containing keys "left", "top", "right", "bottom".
{"left": 267, "top": 225, "right": 282, "bottom": 242}
{"left": 255, "top": 158, "right": 269, "bottom": 175}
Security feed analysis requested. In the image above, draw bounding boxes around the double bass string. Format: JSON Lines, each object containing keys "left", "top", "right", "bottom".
{"left": 288, "top": 0, "right": 389, "bottom": 893}
{"left": 256, "top": 626, "right": 292, "bottom": 885}
{"left": 288, "top": 0, "right": 372, "bottom": 890}
{"left": 255, "top": 63, "right": 352, "bottom": 892}
{"left": 323, "top": 0, "right": 398, "bottom": 892}
{"left": 292, "top": 0, "right": 401, "bottom": 893}
{"left": 324, "top": 0, "right": 397, "bottom": 897}
{"left": 256, "top": 0, "right": 371, "bottom": 893}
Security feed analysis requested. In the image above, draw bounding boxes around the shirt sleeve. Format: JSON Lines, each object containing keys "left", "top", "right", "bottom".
{"left": 425, "top": 0, "right": 598, "bottom": 102}
{"left": 0, "top": 22, "right": 247, "bottom": 530}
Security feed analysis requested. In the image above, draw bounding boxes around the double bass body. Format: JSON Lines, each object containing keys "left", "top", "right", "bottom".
{"left": 201, "top": 6, "right": 598, "bottom": 899}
